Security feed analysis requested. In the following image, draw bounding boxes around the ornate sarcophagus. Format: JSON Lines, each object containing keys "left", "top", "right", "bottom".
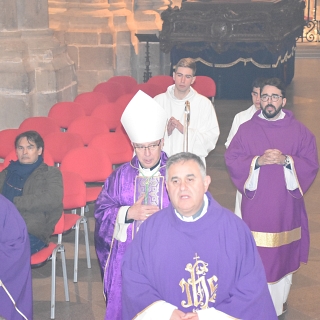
{"left": 160, "top": 0, "right": 305, "bottom": 98}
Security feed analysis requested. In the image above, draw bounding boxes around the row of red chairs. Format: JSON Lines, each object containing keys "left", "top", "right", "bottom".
{"left": 47, "top": 75, "right": 216, "bottom": 134}
{"left": 92, "top": 74, "right": 216, "bottom": 103}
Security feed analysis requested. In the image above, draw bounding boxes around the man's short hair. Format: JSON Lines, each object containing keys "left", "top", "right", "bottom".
{"left": 252, "top": 77, "right": 266, "bottom": 90}
{"left": 15, "top": 130, "right": 44, "bottom": 154}
{"left": 261, "top": 77, "right": 286, "bottom": 98}
{"left": 175, "top": 58, "right": 196, "bottom": 76}
{"left": 166, "top": 152, "right": 206, "bottom": 180}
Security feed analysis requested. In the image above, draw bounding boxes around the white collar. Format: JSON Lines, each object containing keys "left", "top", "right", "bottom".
{"left": 258, "top": 109, "right": 286, "bottom": 121}
{"left": 175, "top": 194, "right": 209, "bottom": 222}
{"left": 138, "top": 162, "right": 161, "bottom": 177}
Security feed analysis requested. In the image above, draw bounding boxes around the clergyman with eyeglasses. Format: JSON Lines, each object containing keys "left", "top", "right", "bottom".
{"left": 94, "top": 90, "right": 170, "bottom": 320}
{"left": 225, "top": 77, "right": 319, "bottom": 316}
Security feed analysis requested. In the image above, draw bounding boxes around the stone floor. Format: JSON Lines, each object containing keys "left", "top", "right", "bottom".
{"left": 32, "top": 58, "right": 320, "bottom": 319}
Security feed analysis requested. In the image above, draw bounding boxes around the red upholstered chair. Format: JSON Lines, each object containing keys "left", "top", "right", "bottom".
{"left": 44, "top": 132, "right": 84, "bottom": 166}
{"left": 68, "top": 116, "right": 110, "bottom": 146}
{"left": 74, "top": 92, "right": 110, "bottom": 116}
{"left": 89, "top": 132, "right": 133, "bottom": 169}
{"left": 115, "top": 93, "right": 135, "bottom": 116}
{"left": 191, "top": 75, "right": 216, "bottom": 102}
{"left": 93, "top": 81, "right": 126, "bottom": 102}
{"left": 0, "top": 129, "right": 21, "bottom": 171}
{"left": 147, "top": 75, "right": 174, "bottom": 94}
{"left": 59, "top": 170, "right": 91, "bottom": 283}
{"left": 31, "top": 214, "right": 69, "bottom": 319}
{"left": 48, "top": 102, "right": 86, "bottom": 131}
{"left": 19, "top": 117, "right": 60, "bottom": 138}
{"left": 107, "top": 75, "right": 137, "bottom": 94}
{"left": 0, "top": 129, "right": 21, "bottom": 159}
{"left": 3, "top": 149, "right": 55, "bottom": 169}
{"left": 91, "top": 102, "right": 122, "bottom": 132}
{"left": 131, "top": 83, "right": 163, "bottom": 98}
{"left": 60, "top": 147, "right": 113, "bottom": 204}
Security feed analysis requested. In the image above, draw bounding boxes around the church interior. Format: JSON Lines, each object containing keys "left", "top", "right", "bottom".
{"left": 1, "top": 0, "right": 320, "bottom": 319}
{"left": 31, "top": 55, "right": 320, "bottom": 320}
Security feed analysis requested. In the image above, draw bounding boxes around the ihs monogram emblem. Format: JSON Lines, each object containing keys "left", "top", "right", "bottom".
{"left": 179, "top": 253, "right": 218, "bottom": 311}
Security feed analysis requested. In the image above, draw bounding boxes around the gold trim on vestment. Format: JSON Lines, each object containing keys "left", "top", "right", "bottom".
{"left": 0, "top": 279, "right": 28, "bottom": 320}
{"left": 252, "top": 227, "right": 301, "bottom": 248}
{"left": 103, "top": 237, "right": 115, "bottom": 301}
{"left": 133, "top": 300, "right": 163, "bottom": 319}
{"left": 189, "top": 47, "right": 295, "bottom": 69}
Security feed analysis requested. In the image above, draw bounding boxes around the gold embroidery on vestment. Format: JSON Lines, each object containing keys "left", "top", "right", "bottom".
{"left": 252, "top": 227, "right": 301, "bottom": 248}
{"left": 179, "top": 253, "right": 218, "bottom": 311}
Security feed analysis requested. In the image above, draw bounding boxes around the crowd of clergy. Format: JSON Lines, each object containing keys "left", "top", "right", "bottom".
{"left": 0, "top": 57, "right": 318, "bottom": 320}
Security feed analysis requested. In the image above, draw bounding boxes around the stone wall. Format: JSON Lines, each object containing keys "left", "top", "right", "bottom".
{"left": 0, "top": 0, "right": 175, "bottom": 130}
{"left": 48, "top": 0, "right": 171, "bottom": 93}
{"left": 0, "top": 0, "right": 77, "bottom": 130}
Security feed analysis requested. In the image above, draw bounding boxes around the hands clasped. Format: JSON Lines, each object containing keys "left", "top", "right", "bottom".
{"left": 167, "top": 117, "right": 184, "bottom": 136}
{"left": 127, "top": 194, "right": 159, "bottom": 221}
{"left": 257, "top": 149, "right": 286, "bottom": 166}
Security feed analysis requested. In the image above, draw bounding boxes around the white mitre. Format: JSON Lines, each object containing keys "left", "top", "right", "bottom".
{"left": 121, "top": 90, "right": 167, "bottom": 144}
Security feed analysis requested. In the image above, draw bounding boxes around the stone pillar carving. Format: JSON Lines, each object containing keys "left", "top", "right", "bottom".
{"left": 49, "top": 0, "right": 137, "bottom": 92}
{"left": 0, "top": 0, "right": 77, "bottom": 130}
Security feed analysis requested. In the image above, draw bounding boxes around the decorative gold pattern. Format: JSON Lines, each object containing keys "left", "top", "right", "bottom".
{"left": 174, "top": 48, "right": 295, "bottom": 70}
{"left": 179, "top": 254, "right": 218, "bottom": 311}
{"left": 252, "top": 227, "right": 301, "bottom": 248}
{"left": 132, "top": 176, "right": 165, "bottom": 237}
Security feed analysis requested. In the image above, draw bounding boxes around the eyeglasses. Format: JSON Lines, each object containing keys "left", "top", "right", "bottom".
{"left": 134, "top": 140, "right": 161, "bottom": 152}
{"left": 260, "top": 94, "right": 283, "bottom": 102}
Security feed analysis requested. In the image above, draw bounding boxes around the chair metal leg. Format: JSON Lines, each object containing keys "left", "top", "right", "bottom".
{"left": 73, "top": 220, "right": 80, "bottom": 282}
{"left": 50, "top": 245, "right": 70, "bottom": 319}
{"left": 82, "top": 217, "right": 91, "bottom": 269}
{"left": 50, "top": 248, "right": 58, "bottom": 319}
{"left": 59, "top": 245, "right": 69, "bottom": 301}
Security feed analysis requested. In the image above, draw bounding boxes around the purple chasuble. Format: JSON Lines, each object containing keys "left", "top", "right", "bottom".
{"left": 122, "top": 192, "right": 277, "bottom": 320}
{"left": 225, "top": 110, "right": 319, "bottom": 282}
{"left": 0, "top": 194, "right": 33, "bottom": 320}
{"left": 94, "top": 152, "right": 170, "bottom": 320}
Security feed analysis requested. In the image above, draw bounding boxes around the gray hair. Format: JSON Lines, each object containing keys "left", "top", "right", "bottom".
{"left": 165, "top": 152, "right": 206, "bottom": 181}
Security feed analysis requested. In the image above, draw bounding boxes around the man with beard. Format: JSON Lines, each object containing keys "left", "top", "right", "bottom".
{"left": 225, "top": 77, "right": 319, "bottom": 316}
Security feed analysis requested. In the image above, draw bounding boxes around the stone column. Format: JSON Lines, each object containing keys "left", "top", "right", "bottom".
{"left": 0, "top": 0, "right": 77, "bottom": 130}
{"left": 49, "top": 0, "right": 137, "bottom": 92}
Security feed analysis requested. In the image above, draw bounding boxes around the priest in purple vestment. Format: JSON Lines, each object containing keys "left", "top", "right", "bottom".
{"left": 122, "top": 152, "right": 277, "bottom": 320}
{"left": 94, "top": 90, "right": 170, "bottom": 320}
{"left": 0, "top": 194, "right": 33, "bottom": 320}
{"left": 225, "top": 78, "right": 319, "bottom": 316}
